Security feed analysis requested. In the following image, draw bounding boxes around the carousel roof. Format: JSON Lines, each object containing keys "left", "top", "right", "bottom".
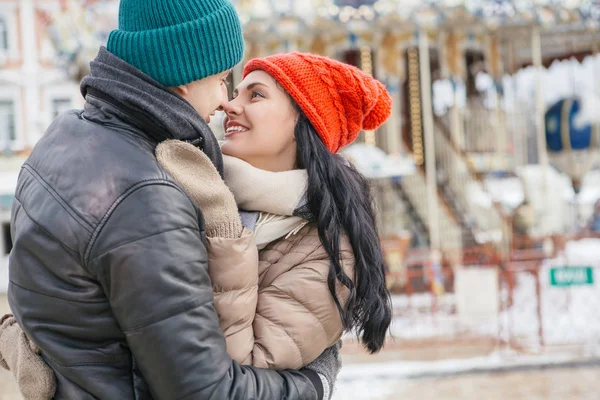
{"left": 44, "top": 1, "right": 600, "bottom": 47}
{"left": 233, "top": 0, "right": 600, "bottom": 72}
{"left": 41, "top": 1, "right": 600, "bottom": 79}
{"left": 233, "top": 0, "right": 600, "bottom": 32}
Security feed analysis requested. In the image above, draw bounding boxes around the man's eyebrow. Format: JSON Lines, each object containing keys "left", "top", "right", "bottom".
{"left": 233, "top": 82, "right": 269, "bottom": 96}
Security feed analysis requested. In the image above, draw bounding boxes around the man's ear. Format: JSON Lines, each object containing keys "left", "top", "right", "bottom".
{"left": 171, "top": 85, "right": 189, "bottom": 97}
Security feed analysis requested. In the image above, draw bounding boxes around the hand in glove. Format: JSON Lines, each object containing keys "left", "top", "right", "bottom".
{"left": 156, "top": 140, "right": 242, "bottom": 238}
{"left": 0, "top": 314, "right": 56, "bottom": 400}
{"left": 302, "top": 340, "right": 342, "bottom": 400}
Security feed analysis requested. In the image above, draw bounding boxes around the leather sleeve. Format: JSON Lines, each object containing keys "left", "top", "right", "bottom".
{"left": 86, "top": 182, "right": 321, "bottom": 400}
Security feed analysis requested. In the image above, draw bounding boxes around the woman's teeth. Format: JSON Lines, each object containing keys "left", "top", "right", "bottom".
{"left": 226, "top": 126, "right": 248, "bottom": 133}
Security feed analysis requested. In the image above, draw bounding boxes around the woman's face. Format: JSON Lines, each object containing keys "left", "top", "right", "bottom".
{"left": 220, "top": 70, "right": 299, "bottom": 172}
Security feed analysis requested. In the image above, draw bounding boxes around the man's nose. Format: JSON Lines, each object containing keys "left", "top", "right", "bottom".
{"left": 217, "top": 85, "right": 229, "bottom": 111}
{"left": 221, "top": 97, "right": 243, "bottom": 116}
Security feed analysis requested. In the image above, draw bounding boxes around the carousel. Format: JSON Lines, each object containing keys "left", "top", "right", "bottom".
{"left": 230, "top": 0, "right": 600, "bottom": 293}
{"left": 232, "top": 4, "right": 599, "bottom": 220}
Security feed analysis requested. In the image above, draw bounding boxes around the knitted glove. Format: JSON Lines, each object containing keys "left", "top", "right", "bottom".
{"left": 0, "top": 314, "right": 56, "bottom": 400}
{"left": 156, "top": 140, "right": 242, "bottom": 238}
{"left": 302, "top": 341, "right": 342, "bottom": 400}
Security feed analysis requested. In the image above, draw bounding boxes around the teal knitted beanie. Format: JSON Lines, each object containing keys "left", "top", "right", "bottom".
{"left": 107, "top": 0, "right": 244, "bottom": 87}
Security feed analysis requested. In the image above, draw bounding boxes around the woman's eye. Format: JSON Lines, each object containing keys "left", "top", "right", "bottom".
{"left": 251, "top": 91, "right": 264, "bottom": 99}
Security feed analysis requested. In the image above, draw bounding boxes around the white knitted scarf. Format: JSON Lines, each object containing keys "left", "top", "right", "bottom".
{"left": 222, "top": 155, "right": 310, "bottom": 249}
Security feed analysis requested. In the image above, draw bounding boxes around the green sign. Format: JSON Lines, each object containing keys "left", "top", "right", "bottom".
{"left": 550, "top": 267, "right": 594, "bottom": 287}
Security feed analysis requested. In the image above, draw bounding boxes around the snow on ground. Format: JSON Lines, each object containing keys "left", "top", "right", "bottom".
{"left": 332, "top": 348, "right": 600, "bottom": 400}
{"left": 334, "top": 239, "right": 600, "bottom": 399}
{"left": 338, "top": 351, "right": 594, "bottom": 381}
{"left": 492, "top": 238, "right": 600, "bottom": 348}
{"left": 539, "top": 239, "right": 600, "bottom": 346}
{"left": 358, "top": 238, "right": 600, "bottom": 351}
{"left": 332, "top": 359, "right": 600, "bottom": 400}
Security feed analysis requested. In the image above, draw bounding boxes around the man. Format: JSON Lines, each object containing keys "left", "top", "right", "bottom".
{"left": 2, "top": 0, "right": 339, "bottom": 398}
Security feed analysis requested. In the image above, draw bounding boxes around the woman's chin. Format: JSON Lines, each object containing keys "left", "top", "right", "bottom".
{"left": 220, "top": 143, "right": 238, "bottom": 158}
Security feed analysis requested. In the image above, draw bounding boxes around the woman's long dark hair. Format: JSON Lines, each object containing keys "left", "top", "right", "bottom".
{"left": 294, "top": 112, "right": 393, "bottom": 353}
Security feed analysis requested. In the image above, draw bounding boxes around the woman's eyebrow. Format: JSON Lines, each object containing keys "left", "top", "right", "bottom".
{"left": 233, "top": 82, "right": 269, "bottom": 96}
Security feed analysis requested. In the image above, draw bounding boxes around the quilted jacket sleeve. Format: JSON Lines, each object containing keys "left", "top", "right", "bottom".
{"left": 251, "top": 246, "right": 354, "bottom": 370}
{"left": 209, "top": 229, "right": 354, "bottom": 370}
{"left": 86, "top": 182, "right": 322, "bottom": 400}
{"left": 208, "top": 230, "right": 259, "bottom": 365}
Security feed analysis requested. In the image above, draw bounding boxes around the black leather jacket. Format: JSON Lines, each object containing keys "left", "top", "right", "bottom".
{"left": 8, "top": 87, "right": 322, "bottom": 399}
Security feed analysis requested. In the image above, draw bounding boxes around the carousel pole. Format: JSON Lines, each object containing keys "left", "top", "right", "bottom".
{"left": 532, "top": 26, "right": 549, "bottom": 234}
{"left": 378, "top": 32, "right": 405, "bottom": 155}
{"left": 419, "top": 30, "right": 441, "bottom": 253}
{"left": 507, "top": 38, "right": 525, "bottom": 168}
{"left": 447, "top": 32, "right": 465, "bottom": 152}
{"left": 361, "top": 45, "right": 377, "bottom": 146}
{"left": 594, "top": 31, "right": 600, "bottom": 95}
{"left": 387, "top": 82, "right": 402, "bottom": 154}
{"left": 490, "top": 35, "right": 506, "bottom": 171}
{"left": 592, "top": 31, "right": 600, "bottom": 152}
{"left": 450, "top": 86, "right": 463, "bottom": 150}
{"left": 448, "top": 32, "right": 465, "bottom": 199}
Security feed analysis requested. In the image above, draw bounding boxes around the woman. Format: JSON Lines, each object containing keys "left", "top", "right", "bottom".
{"left": 1, "top": 52, "right": 393, "bottom": 397}
{"left": 158, "top": 52, "right": 393, "bottom": 370}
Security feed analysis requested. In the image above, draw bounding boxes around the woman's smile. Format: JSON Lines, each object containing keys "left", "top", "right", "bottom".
{"left": 224, "top": 119, "right": 249, "bottom": 137}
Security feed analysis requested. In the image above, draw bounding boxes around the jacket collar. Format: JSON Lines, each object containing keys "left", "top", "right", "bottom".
{"left": 80, "top": 47, "right": 224, "bottom": 176}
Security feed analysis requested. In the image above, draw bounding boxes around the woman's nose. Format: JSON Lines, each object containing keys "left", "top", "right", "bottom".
{"left": 222, "top": 98, "right": 242, "bottom": 116}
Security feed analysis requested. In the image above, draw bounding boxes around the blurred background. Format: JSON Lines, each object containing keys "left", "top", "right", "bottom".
{"left": 2, "top": 0, "right": 600, "bottom": 399}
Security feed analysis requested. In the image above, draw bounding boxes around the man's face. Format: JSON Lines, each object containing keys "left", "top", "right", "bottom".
{"left": 174, "top": 71, "right": 230, "bottom": 123}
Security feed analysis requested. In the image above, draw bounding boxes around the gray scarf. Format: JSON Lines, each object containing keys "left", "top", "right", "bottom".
{"left": 80, "top": 47, "right": 223, "bottom": 174}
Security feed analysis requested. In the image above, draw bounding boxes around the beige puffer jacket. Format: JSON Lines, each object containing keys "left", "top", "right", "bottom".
{"left": 208, "top": 225, "right": 354, "bottom": 370}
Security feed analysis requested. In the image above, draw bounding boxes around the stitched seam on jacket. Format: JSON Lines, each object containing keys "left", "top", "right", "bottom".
{"left": 9, "top": 279, "right": 107, "bottom": 304}
{"left": 288, "top": 374, "right": 302, "bottom": 400}
{"left": 267, "top": 284, "right": 329, "bottom": 341}
{"left": 83, "top": 179, "right": 198, "bottom": 264}
{"left": 85, "top": 94, "right": 158, "bottom": 147}
{"left": 11, "top": 197, "right": 80, "bottom": 255}
{"left": 42, "top": 352, "right": 129, "bottom": 368}
{"left": 254, "top": 312, "right": 304, "bottom": 366}
{"left": 212, "top": 284, "right": 258, "bottom": 294}
{"left": 87, "top": 226, "right": 201, "bottom": 264}
{"left": 249, "top": 368, "right": 257, "bottom": 400}
{"left": 268, "top": 240, "right": 322, "bottom": 265}
{"left": 221, "top": 315, "right": 253, "bottom": 337}
{"left": 85, "top": 93, "right": 167, "bottom": 143}
{"left": 21, "top": 164, "right": 94, "bottom": 233}
{"left": 121, "top": 297, "right": 207, "bottom": 332}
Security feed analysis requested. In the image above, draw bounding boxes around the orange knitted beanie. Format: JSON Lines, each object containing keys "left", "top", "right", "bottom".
{"left": 243, "top": 52, "right": 392, "bottom": 153}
